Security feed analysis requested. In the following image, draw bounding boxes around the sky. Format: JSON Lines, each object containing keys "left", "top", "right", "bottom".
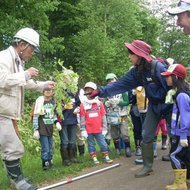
{"left": 143, "top": 0, "right": 178, "bottom": 17}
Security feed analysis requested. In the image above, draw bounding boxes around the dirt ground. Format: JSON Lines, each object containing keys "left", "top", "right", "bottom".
{"left": 39, "top": 145, "right": 190, "bottom": 190}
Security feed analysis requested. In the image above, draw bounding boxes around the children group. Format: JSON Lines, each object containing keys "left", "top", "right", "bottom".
{"left": 1, "top": 1, "right": 190, "bottom": 190}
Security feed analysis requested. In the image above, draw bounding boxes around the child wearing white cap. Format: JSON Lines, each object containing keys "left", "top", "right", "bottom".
{"left": 79, "top": 82, "right": 113, "bottom": 164}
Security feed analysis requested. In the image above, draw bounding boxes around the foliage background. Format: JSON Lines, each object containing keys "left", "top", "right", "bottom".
{"left": 0, "top": 0, "right": 190, "bottom": 189}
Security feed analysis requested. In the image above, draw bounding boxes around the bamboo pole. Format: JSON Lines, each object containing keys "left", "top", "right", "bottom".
{"left": 38, "top": 163, "right": 120, "bottom": 190}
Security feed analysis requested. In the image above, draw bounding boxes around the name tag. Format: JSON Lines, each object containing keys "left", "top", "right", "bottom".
{"left": 146, "top": 77, "right": 152, "bottom": 82}
{"left": 172, "top": 113, "right": 176, "bottom": 120}
{"left": 89, "top": 112, "right": 98, "bottom": 118}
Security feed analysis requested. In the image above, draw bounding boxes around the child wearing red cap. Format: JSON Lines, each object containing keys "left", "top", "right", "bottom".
{"left": 161, "top": 63, "right": 189, "bottom": 190}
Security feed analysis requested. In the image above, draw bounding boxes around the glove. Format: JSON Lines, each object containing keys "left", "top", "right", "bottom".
{"left": 81, "top": 130, "right": 88, "bottom": 139}
{"left": 102, "top": 130, "right": 107, "bottom": 137}
{"left": 89, "top": 89, "right": 100, "bottom": 99}
{"left": 73, "top": 106, "right": 80, "bottom": 114}
{"left": 56, "top": 122, "right": 62, "bottom": 131}
{"left": 180, "top": 139, "right": 188, "bottom": 147}
{"left": 33, "top": 130, "right": 40, "bottom": 140}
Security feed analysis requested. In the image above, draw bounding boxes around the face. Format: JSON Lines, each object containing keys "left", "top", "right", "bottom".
{"left": 84, "top": 87, "right": 94, "bottom": 99}
{"left": 17, "top": 42, "right": 36, "bottom": 61}
{"left": 176, "top": 12, "right": 190, "bottom": 35}
{"left": 107, "top": 78, "right": 116, "bottom": 83}
{"left": 128, "top": 53, "right": 141, "bottom": 66}
{"left": 165, "top": 75, "right": 173, "bottom": 86}
{"left": 43, "top": 89, "right": 54, "bottom": 98}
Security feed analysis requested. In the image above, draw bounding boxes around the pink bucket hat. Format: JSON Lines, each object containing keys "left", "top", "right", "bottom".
{"left": 161, "top": 64, "right": 187, "bottom": 79}
{"left": 125, "top": 40, "right": 153, "bottom": 62}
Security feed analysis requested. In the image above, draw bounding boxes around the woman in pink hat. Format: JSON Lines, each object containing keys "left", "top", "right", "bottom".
{"left": 161, "top": 64, "right": 189, "bottom": 190}
{"left": 89, "top": 39, "right": 173, "bottom": 178}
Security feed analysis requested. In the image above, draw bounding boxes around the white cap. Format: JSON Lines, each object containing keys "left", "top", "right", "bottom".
{"left": 168, "top": 0, "right": 190, "bottom": 15}
{"left": 84, "top": 82, "right": 97, "bottom": 90}
{"left": 14, "top": 27, "right": 39, "bottom": 48}
{"left": 166, "top": 58, "right": 176, "bottom": 65}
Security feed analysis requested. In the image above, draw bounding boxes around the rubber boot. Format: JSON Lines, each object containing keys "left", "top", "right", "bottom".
{"left": 135, "top": 139, "right": 142, "bottom": 156}
{"left": 68, "top": 146, "right": 81, "bottom": 163}
{"left": 124, "top": 140, "right": 132, "bottom": 157}
{"left": 102, "top": 151, "right": 113, "bottom": 164}
{"left": 186, "top": 179, "right": 190, "bottom": 186}
{"left": 162, "top": 135, "right": 167, "bottom": 150}
{"left": 60, "top": 147, "right": 71, "bottom": 166}
{"left": 153, "top": 141, "right": 158, "bottom": 158}
{"left": 165, "top": 169, "right": 187, "bottom": 190}
{"left": 78, "top": 144, "right": 85, "bottom": 156}
{"left": 90, "top": 152, "right": 100, "bottom": 164}
{"left": 135, "top": 142, "right": 154, "bottom": 178}
{"left": 113, "top": 139, "right": 120, "bottom": 156}
{"left": 4, "top": 159, "right": 37, "bottom": 190}
{"left": 105, "top": 139, "right": 111, "bottom": 146}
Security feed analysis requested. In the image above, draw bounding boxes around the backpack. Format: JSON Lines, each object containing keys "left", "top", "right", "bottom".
{"left": 151, "top": 59, "right": 168, "bottom": 84}
{"left": 135, "top": 86, "right": 148, "bottom": 113}
{"left": 151, "top": 58, "right": 176, "bottom": 84}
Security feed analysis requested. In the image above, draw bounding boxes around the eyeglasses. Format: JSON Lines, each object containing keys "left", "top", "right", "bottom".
{"left": 84, "top": 92, "right": 92, "bottom": 96}
{"left": 178, "top": 0, "right": 190, "bottom": 7}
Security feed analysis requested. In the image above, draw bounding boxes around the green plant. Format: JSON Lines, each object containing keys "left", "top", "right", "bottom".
{"left": 53, "top": 60, "right": 79, "bottom": 118}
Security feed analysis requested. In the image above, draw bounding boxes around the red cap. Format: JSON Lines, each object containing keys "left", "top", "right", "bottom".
{"left": 125, "top": 40, "right": 153, "bottom": 62}
{"left": 161, "top": 64, "right": 187, "bottom": 79}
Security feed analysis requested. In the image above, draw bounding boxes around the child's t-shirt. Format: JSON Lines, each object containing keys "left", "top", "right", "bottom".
{"left": 80, "top": 102, "right": 106, "bottom": 134}
{"left": 38, "top": 100, "right": 55, "bottom": 136}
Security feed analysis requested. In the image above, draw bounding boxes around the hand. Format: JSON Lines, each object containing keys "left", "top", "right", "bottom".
{"left": 46, "top": 81, "right": 56, "bottom": 89}
{"left": 56, "top": 122, "right": 62, "bottom": 131}
{"left": 81, "top": 130, "right": 88, "bottom": 139}
{"left": 180, "top": 139, "right": 188, "bottom": 147}
{"left": 73, "top": 107, "right": 80, "bottom": 114}
{"left": 26, "top": 67, "right": 39, "bottom": 77}
{"left": 89, "top": 89, "right": 100, "bottom": 99}
{"left": 33, "top": 130, "right": 40, "bottom": 140}
{"left": 102, "top": 130, "right": 107, "bottom": 137}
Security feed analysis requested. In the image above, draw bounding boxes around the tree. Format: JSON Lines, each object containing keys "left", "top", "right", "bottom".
{"left": 71, "top": 0, "right": 162, "bottom": 84}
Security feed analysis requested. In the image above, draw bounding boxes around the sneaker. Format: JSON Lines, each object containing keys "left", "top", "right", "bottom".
{"left": 115, "top": 148, "right": 120, "bottom": 156}
{"left": 125, "top": 147, "right": 132, "bottom": 157}
{"left": 43, "top": 161, "right": 50, "bottom": 170}
{"left": 92, "top": 156, "right": 100, "bottom": 164}
{"left": 154, "top": 150, "right": 158, "bottom": 158}
{"left": 135, "top": 147, "right": 142, "bottom": 156}
{"left": 102, "top": 155, "right": 113, "bottom": 164}
{"left": 135, "top": 157, "right": 143, "bottom": 165}
{"left": 161, "top": 143, "right": 167, "bottom": 150}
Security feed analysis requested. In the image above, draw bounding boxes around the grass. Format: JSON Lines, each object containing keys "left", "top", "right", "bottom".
{"left": 0, "top": 123, "right": 162, "bottom": 190}
{"left": 0, "top": 130, "right": 135, "bottom": 190}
